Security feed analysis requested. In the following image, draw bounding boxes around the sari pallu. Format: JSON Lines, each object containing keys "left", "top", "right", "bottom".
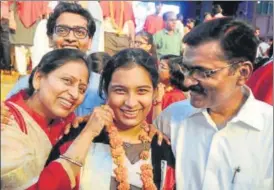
{"left": 1, "top": 90, "right": 75, "bottom": 190}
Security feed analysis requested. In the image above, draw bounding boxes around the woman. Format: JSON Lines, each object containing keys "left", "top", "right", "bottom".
{"left": 1, "top": 49, "right": 114, "bottom": 190}
{"left": 48, "top": 48, "right": 176, "bottom": 190}
{"left": 147, "top": 54, "right": 187, "bottom": 123}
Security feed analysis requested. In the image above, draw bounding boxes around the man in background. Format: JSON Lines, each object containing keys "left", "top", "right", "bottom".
{"left": 100, "top": 1, "right": 135, "bottom": 56}
{"left": 153, "top": 11, "right": 182, "bottom": 59}
{"left": 0, "top": 1, "right": 12, "bottom": 71}
{"left": 143, "top": 2, "right": 164, "bottom": 35}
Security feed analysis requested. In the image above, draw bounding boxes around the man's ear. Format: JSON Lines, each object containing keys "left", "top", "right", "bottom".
{"left": 88, "top": 38, "right": 92, "bottom": 49}
{"left": 236, "top": 61, "right": 253, "bottom": 86}
{"left": 48, "top": 36, "right": 54, "bottom": 48}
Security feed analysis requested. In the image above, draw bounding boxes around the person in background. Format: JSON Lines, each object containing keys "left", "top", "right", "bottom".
{"left": 86, "top": 52, "right": 111, "bottom": 74}
{"left": 4, "top": 2, "right": 104, "bottom": 117}
{"left": 184, "top": 18, "right": 195, "bottom": 35}
{"left": 134, "top": 31, "right": 154, "bottom": 55}
{"left": 204, "top": 12, "right": 212, "bottom": 22}
{"left": 31, "top": 7, "right": 53, "bottom": 69}
{"left": 175, "top": 13, "right": 185, "bottom": 38}
{"left": 0, "top": 1, "right": 12, "bottom": 71}
{"left": 256, "top": 37, "right": 270, "bottom": 58}
{"left": 86, "top": 1, "right": 105, "bottom": 53}
{"left": 147, "top": 54, "right": 187, "bottom": 123}
{"left": 254, "top": 26, "right": 260, "bottom": 38}
{"left": 153, "top": 12, "right": 182, "bottom": 59}
{"left": 212, "top": 4, "right": 224, "bottom": 18}
{"left": 100, "top": 1, "right": 135, "bottom": 56}
{"left": 143, "top": 2, "right": 164, "bottom": 35}
{"left": 155, "top": 17, "right": 272, "bottom": 190}
{"left": 1, "top": 49, "right": 93, "bottom": 190}
{"left": 247, "top": 60, "right": 273, "bottom": 105}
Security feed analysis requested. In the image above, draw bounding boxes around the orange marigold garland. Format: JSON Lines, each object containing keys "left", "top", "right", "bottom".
{"left": 106, "top": 122, "right": 157, "bottom": 190}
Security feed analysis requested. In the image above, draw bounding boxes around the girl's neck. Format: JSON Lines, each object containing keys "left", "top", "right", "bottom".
{"left": 116, "top": 124, "right": 144, "bottom": 144}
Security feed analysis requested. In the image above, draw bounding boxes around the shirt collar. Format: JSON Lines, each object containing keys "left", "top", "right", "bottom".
{"left": 230, "top": 86, "right": 264, "bottom": 131}
{"left": 188, "top": 86, "right": 264, "bottom": 131}
{"left": 163, "top": 29, "right": 177, "bottom": 34}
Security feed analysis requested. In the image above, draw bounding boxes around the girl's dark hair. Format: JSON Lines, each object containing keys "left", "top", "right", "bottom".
{"left": 86, "top": 52, "right": 111, "bottom": 74}
{"left": 99, "top": 48, "right": 159, "bottom": 99}
{"left": 47, "top": 2, "right": 96, "bottom": 38}
{"left": 160, "top": 55, "right": 188, "bottom": 91}
{"left": 27, "top": 49, "right": 90, "bottom": 96}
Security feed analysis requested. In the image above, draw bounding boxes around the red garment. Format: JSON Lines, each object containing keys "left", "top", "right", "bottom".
{"left": 147, "top": 88, "right": 186, "bottom": 123}
{"left": 247, "top": 61, "right": 273, "bottom": 105}
{"left": 5, "top": 90, "right": 76, "bottom": 190}
{"left": 0, "top": 1, "right": 13, "bottom": 19}
{"left": 100, "top": 1, "right": 135, "bottom": 26}
{"left": 16, "top": 1, "right": 48, "bottom": 28}
{"left": 143, "top": 14, "right": 164, "bottom": 35}
{"left": 7, "top": 90, "right": 75, "bottom": 145}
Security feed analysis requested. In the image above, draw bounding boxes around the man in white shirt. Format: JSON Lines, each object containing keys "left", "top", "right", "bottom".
{"left": 155, "top": 17, "right": 273, "bottom": 190}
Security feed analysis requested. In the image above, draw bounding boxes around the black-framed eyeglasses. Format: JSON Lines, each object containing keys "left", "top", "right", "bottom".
{"left": 179, "top": 59, "right": 245, "bottom": 80}
{"left": 54, "top": 25, "right": 88, "bottom": 39}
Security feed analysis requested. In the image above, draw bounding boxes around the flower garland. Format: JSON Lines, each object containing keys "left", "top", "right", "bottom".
{"left": 106, "top": 122, "right": 157, "bottom": 190}
{"left": 109, "top": 1, "right": 124, "bottom": 36}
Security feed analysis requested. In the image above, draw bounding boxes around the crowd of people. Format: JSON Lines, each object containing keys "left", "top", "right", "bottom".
{"left": 0, "top": 1, "right": 273, "bottom": 190}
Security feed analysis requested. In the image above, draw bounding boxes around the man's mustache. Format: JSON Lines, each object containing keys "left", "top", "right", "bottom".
{"left": 188, "top": 84, "right": 206, "bottom": 94}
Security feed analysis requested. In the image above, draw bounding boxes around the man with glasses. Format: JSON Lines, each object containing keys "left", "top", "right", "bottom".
{"left": 155, "top": 17, "right": 273, "bottom": 189}
{"left": 5, "top": 2, "right": 104, "bottom": 117}
{"left": 153, "top": 11, "right": 183, "bottom": 60}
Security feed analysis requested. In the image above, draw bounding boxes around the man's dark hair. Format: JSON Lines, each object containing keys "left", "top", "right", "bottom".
{"left": 255, "top": 26, "right": 260, "bottom": 31}
{"left": 160, "top": 55, "right": 188, "bottom": 91}
{"left": 183, "top": 17, "right": 260, "bottom": 64}
{"left": 163, "top": 11, "right": 175, "bottom": 21}
{"left": 47, "top": 2, "right": 96, "bottom": 38}
{"left": 87, "top": 52, "right": 111, "bottom": 74}
{"left": 212, "top": 4, "right": 223, "bottom": 15}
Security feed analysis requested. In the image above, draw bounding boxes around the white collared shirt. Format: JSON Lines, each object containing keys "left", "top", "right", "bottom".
{"left": 155, "top": 87, "right": 273, "bottom": 190}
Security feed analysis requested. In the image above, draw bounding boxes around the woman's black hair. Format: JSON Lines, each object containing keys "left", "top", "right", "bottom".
{"left": 99, "top": 48, "right": 159, "bottom": 99}
{"left": 160, "top": 54, "right": 188, "bottom": 91}
{"left": 86, "top": 52, "right": 111, "bottom": 74}
{"left": 47, "top": 2, "right": 96, "bottom": 38}
{"left": 27, "top": 49, "right": 90, "bottom": 96}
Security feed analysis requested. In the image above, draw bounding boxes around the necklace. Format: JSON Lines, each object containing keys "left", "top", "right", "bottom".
{"left": 106, "top": 122, "right": 157, "bottom": 190}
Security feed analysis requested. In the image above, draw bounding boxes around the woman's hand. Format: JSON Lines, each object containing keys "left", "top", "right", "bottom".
{"left": 1, "top": 102, "right": 13, "bottom": 130}
{"left": 64, "top": 114, "right": 90, "bottom": 135}
{"left": 144, "top": 124, "right": 171, "bottom": 146}
{"left": 155, "top": 83, "right": 165, "bottom": 102}
{"left": 84, "top": 105, "right": 115, "bottom": 137}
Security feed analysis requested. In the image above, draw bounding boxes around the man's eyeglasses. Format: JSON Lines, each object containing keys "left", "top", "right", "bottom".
{"left": 179, "top": 60, "right": 245, "bottom": 80}
{"left": 54, "top": 25, "right": 88, "bottom": 39}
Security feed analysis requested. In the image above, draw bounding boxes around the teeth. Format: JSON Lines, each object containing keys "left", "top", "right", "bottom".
{"left": 60, "top": 99, "right": 72, "bottom": 108}
{"left": 123, "top": 110, "right": 139, "bottom": 116}
{"left": 63, "top": 46, "right": 77, "bottom": 49}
